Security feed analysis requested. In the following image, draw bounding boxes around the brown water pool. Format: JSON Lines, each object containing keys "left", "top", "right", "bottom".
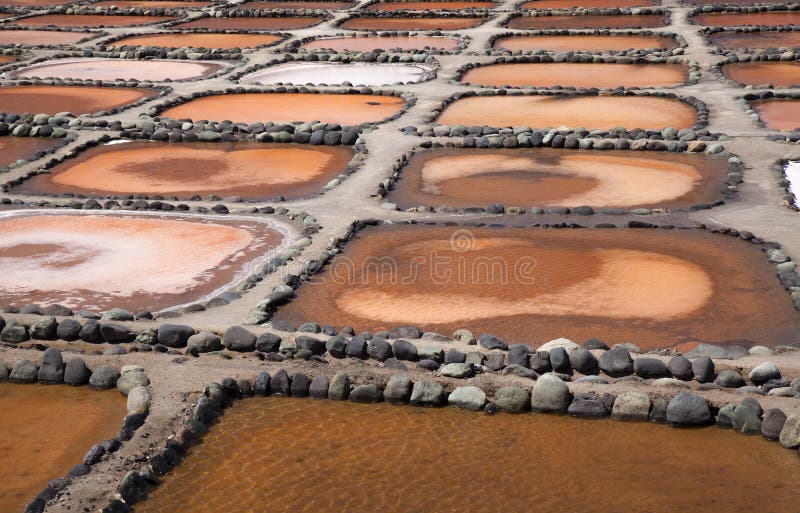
{"left": 493, "top": 34, "right": 677, "bottom": 52}
{"left": 436, "top": 95, "right": 697, "bottom": 130}
{"left": 16, "top": 14, "right": 175, "bottom": 28}
{"left": 238, "top": 1, "right": 354, "bottom": 8}
{"left": 507, "top": 14, "right": 666, "bottom": 29}
{"left": 0, "top": 29, "right": 95, "bottom": 45}
{"left": 91, "top": 0, "right": 210, "bottom": 6}
{"left": 134, "top": 397, "right": 800, "bottom": 513}
{"left": 520, "top": 0, "right": 655, "bottom": 8}
{"left": 460, "top": 62, "right": 687, "bottom": 88}
{"left": 722, "top": 61, "right": 800, "bottom": 87}
{"left": 711, "top": 31, "right": 800, "bottom": 49}
{"left": 15, "top": 141, "right": 355, "bottom": 200}
{"left": 0, "top": 55, "right": 16, "bottom": 63}
{"left": 0, "top": 0, "right": 76, "bottom": 5}
{"left": 272, "top": 225, "right": 800, "bottom": 348}
{"left": 365, "top": 1, "right": 496, "bottom": 11}
{"left": 387, "top": 148, "right": 728, "bottom": 209}
{"left": 161, "top": 92, "right": 405, "bottom": 125}
{"left": 692, "top": 12, "right": 800, "bottom": 27}
{"left": 171, "top": 16, "right": 323, "bottom": 30}
{"left": 6, "top": 57, "right": 225, "bottom": 81}
{"left": 0, "top": 85, "right": 159, "bottom": 115}
{"left": 0, "top": 383, "right": 125, "bottom": 513}
{"left": 108, "top": 32, "right": 283, "bottom": 49}
{"left": 300, "top": 34, "right": 462, "bottom": 51}
{"left": 0, "top": 211, "right": 289, "bottom": 312}
{"left": 751, "top": 98, "right": 800, "bottom": 130}
{"left": 340, "top": 16, "right": 486, "bottom": 30}
{"left": 0, "top": 137, "right": 60, "bottom": 168}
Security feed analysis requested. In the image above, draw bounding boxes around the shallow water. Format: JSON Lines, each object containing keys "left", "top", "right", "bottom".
{"left": 520, "top": 0, "right": 655, "bottom": 8}
{"left": 161, "top": 92, "right": 405, "bottom": 125}
{"left": 365, "top": 1, "right": 495, "bottom": 11}
{"left": 752, "top": 99, "right": 800, "bottom": 130}
{"left": 301, "top": 35, "right": 462, "bottom": 51}
{"left": 711, "top": 31, "right": 800, "bottom": 49}
{"left": 0, "top": 212, "right": 287, "bottom": 312}
{"left": 0, "top": 85, "right": 159, "bottom": 115}
{"left": 0, "top": 384, "right": 125, "bottom": 513}
{"left": 388, "top": 148, "right": 728, "bottom": 209}
{"left": 242, "top": 61, "right": 431, "bottom": 86}
{"left": 273, "top": 225, "right": 800, "bottom": 348}
{"left": 0, "top": 137, "right": 60, "bottom": 168}
{"left": 172, "top": 16, "right": 323, "bottom": 30}
{"left": 692, "top": 12, "right": 800, "bottom": 27}
{"left": 238, "top": 1, "right": 354, "bottom": 7}
{"left": 437, "top": 95, "right": 697, "bottom": 130}
{"left": 135, "top": 397, "right": 800, "bottom": 513}
{"left": 784, "top": 161, "right": 800, "bottom": 207}
{"left": 91, "top": 0, "right": 209, "bottom": 6}
{"left": 0, "top": 29, "right": 93, "bottom": 45}
{"left": 722, "top": 61, "right": 800, "bottom": 87}
{"left": 1, "top": 0, "right": 74, "bottom": 4}
{"left": 6, "top": 58, "right": 224, "bottom": 81}
{"left": 493, "top": 34, "right": 677, "bottom": 52}
{"left": 109, "top": 32, "right": 282, "bottom": 49}
{"left": 15, "top": 141, "right": 355, "bottom": 200}
{"left": 460, "top": 62, "right": 687, "bottom": 88}
{"left": 340, "top": 16, "right": 485, "bottom": 30}
{"left": 507, "top": 14, "right": 665, "bottom": 29}
{"left": 17, "top": 14, "right": 174, "bottom": 27}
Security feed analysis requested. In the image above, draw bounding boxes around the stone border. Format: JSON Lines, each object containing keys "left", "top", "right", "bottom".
{"left": 284, "top": 31, "right": 470, "bottom": 55}
{"left": 160, "top": 10, "right": 331, "bottom": 30}
{"left": 0, "top": 354, "right": 151, "bottom": 513}
{"left": 503, "top": 8, "right": 670, "bottom": 30}
{"left": 0, "top": 132, "right": 75, "bottom": 175}
{"left": 360, "top": 0, "right": 498, "bottom": 11}
{"left": 485, "top": 29, "right": 687, "bottom": 57}
{"left": 773, "top": 158, "right": 800, "bottom": 212}
{"left": 740, "top": 91, "right": 800, "bottom": 133}
{"left": 0, "top": 26, "right": 107, "bottom": 49}
{"left": 710, "top": 53, "right": 800, "bottom": 89}
{"left": 688, "top": 4, "right": 800, "bottom": 27}
{"left": 95, "top": 29, "right": 291, "bottom": 54}
{"left": 375, "top": 144, "right": 741, "bottom": 215}
{"left": 701, "top": 26, "right": 800, "bottom": 54}
{"left": 334, "top": 11, "right": 493, "bottom": 31}
{"left": 452, "top": 54, "right": 700, "bottom": 91}
{"left": 3, "top": 133, "right": 368, "bottom": 203}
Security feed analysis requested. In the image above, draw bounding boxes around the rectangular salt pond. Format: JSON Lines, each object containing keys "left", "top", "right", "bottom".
{"left": 784, "top": 161, "right": 800, "bottom": 207}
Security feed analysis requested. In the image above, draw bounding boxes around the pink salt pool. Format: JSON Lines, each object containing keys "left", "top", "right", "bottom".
{"left": 710, "top": 31, "right": 800, "bottom": 50}
{"left": 0, "top": 30, "right": 96, "bottom": 46}
{"left": 507, "top": 14, "right": 666, "bottom": 29}
{"left": 519, "top": 0, "right": 655, "bottom": 8}
{"left": 5, "top": 57, "right": 227, "bottom": 81}
{"left": 493, "top": 34, "right": 677, "bottom": 52}
{"left": 365, "top": 1, "right": 496, "bottom": 11}
{"left": 91, "top": 0, "right": 210, "bottom": 7}
{"left": 15, "top": 14, "right": 175, "bottom": 28}
{"left": 0, "top": 211, "right": 292, "bottom": 313}
{"left": 171, "top": 16, "right": 323, "bottom": 30}
{"left": 339, "top": 16, "right": 486, "bottom": 30}
{"left": 108, "top": 32, "right": 283, "bottom": 49}
{"left": 692, "top": 12, "right": 800, "bottom": 27}
{"left": 751, "top": 99, "right": 800, "bottom": 130}
{"left": 241, "top": 62, "right": 433, "bottom": 86}
{"left": 300, "top": 35, "right": 462, "bottom": 51}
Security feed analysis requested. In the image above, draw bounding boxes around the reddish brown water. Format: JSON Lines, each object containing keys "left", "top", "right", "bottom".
{"left": 239, "top": 1, "right": 355, "bottom": 8}
{"left": 388, "top": 148, "right": 728, "bottom": 209}
{"left": 301, "top": 35, "right": 462, "bottom": 51}
{"left": 692, "top": 12, "right": 800, "bottom": 27}
{"left": 16, "top": 14, "right": 174, "bottom": 27}
{"left": 0, "top": 30, "right": 94, "bottom": 45}
{"left": 135, "top": 398, "right": 800, "bottom": 513}
{"left": 91, "top": 0, "right": 210, "bottom": 6}
{"left": 0, "top": 55, "right": 16, "bottom": 63}
{"left": 0, "top": 85, "right": 159, "bottom": 115}
{"left": 493, "top": 34, "right": 677, "bottom": 52}
{"left": 7, "top": 58, "right": 224, "bottom": 81}
{"left": 722, "top": 61, "right": 800, "bottom": 87}
{"left": 686, "top": 0, "right": 796, "bottom": 4}
{"left": 340, "top": 16, "right": 486, "bottom": 30}
{"left": 273, "top": 225, "right": 800, "bottom": 348}
{"left": 460, "top": 62, "right": 687, "bottom": 88}
{"left": 507, "top": 14, "right": 665, "bottom": 29}
{"left": 0, "top": 384, "right": 125, "bottom": 513}
{"left": 16, "top": 141, "right": 355, "bottom": 200}
{"left": 0, "top": 0, "right": 75, "bottom": 5}
{"left": 0, "top": 137, "right": 59, "bottom": 168}
{"left": 437, "top": 95, "right": 697, "bottom": 130}
{"left": 751, "top": 99, "right": 800, "bottom": 130}
{"left": 172, "top": 16, "right": 323, "bottom": 30}
{"left": 161, "top": 92, "right": 405, "bottom": 125}
{"left": 109, "top": 32, "right": 282, "bottom": 48}
{"left": 711, "top": 31, "right": 800, "bottom": 49}
{"left": 365, "top": 1, "right": 495, "bottom": 11}
{"left": 0, "top": 212, "right": 287, "bottom": 312}
{"left": 520, "top": 0, "right": 655, "bottom": 8}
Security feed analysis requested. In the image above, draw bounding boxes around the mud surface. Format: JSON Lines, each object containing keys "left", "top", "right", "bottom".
{"left": 0, "top": 85, "right": 159, "bottom": 115}
{"left": 492, "top": 34, "right": 677, "bottom": 52}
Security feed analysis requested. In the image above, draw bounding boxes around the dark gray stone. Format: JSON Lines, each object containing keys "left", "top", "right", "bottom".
{"left": 666, "top": 392, "right": 712, "bottom": 427}
{"left": 309, "top": 373, "right": 329, "bottom": 399}
{"left": 57, "top": 318, "right": 82, "bottom": 341}
{"left": 506, "top": 344, "right": 530, "bottom": 367}
{"left": 345, "top": 335, "right": 367, "bottom": 359}
{"left": 367, "top": 338, "right": 393, "bottom": 361}
{"left": 253, "top": 371, "right": 270, "bottom": 396}
{"left": 1, "top": 321, "right": 28, "bottom": 343}
{"left": 599, "top": 346, "right": 633, "bottom": 377}
{"left": 290, "top": 373, "right": 310, "bottom": 397}
{"left": 649, "top": 398, "right": 668, "bottom": 423}
{"left": 731, "top": 397, "right": 763, "bottom": 434}
{"left": 30, "top": 316, "right": 57, "bottom": 340}
{"left": 550, "top": 347, "right": 571, "bottom": 374}
{"left": 761, "top": 408, "right": 787, "bottom": 441}
{"left": 223, "top": 326, "right": 256, "bottom": 351}
{"left": 583, "top": 338, "right": 609, "bottom": 350}
{"left": 569, "top": 348, "right": 599, "bottom": 375}
{"left": 157, "top": 324, "right": 195, "bottom": 348}
{"left": 79, "top": 320, "right": 101, "bottom": 343}
{"left": 445, "top": 348, "right": 467, "bottom": 364}
{"left": 389, "top": 326, "right": 422, "bottom": 339}
{"left": 478, "top": 333, "right": 508, "bottom": 350}
{"left": 668, "top": 356, "right": 693, "bottom": 381}
{"left": 64, "top": 358, "right": 90, "bottom": 385}
{"left": 100, "top": 323, "right": 135, "bottom": 343}
{"left": 37, "top": 347, "right": 64, "bottom": 383}
{"left": 89, "top": 366, "right": 120, "bottom": 389}
{"left": 715, "top": 369, "right": 745, "bottom": 388}
{"left": 9, "top": 359, "right": 37, "bottom": 382}
{"left": 567, "top": 392, "right": 608, "bottom": 418}
{"left": 328, "top": 371, "right": 350, "bottom": 400}
{"left": 350, "top": 384, "right": 382, "bottom": 403}
{"left": 325, "top": 335, "right": 348, "bottom": 358}
{"left": 255, "top": 333, "right": 282, "bottom": 353}
{"left": 530, "top": 351, "right": 552, "bottom": 374}
{"left": 270, "top": 369, "right": 290, "bottom": 396}
{"left": 384, "top": 374, "right": 412, "bottom": 404}
{"left": 392, "top": 339, "right": 418, "bottom": 361}
{"left": 691, "top": 357, "right": 715, "bottom": 383}
{"left": 296, "top": 336, "right": 326, "bottom": 356}
{"left": 633, "top": 358, "right": 670, "bottom": 379}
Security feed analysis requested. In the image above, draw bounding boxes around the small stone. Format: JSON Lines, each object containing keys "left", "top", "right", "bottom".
{"left": 384, "top": 374, "right": 412, "bottom": 404}
{"left": 223, "top": 326, "right": 256, "bottom": 352}
{"left": 633, "top": 358, "right": 670, "bottom": 379}
{"left": 567, "top": 392, "right": 608, "bottom": 418}
{"left": 691, "top": 357, "right": 715, "bottom": 383}
{"left": 328, "top": 371, "right": 350, "bottom": 401}
{"left": 668, "top": 356, "right": 693, "bottom": 381}
{"left": 749, "top": 362, "right": 781, "bottom": 385}
{"left": 478, "top": 333, "right": 508, "bottom": 350}
{"left": 410, "top": 381, "right": 444, "bottom": 407}
{"left": 448, "top": 386, "right": 486, "bottom": 411}
{"left": 666, "top": 392, "right": 712, "bottom": 427}
{"left": 715, "top": 369, "right": 746, "bottom": 388}
{"left": 494, "top": 386, "right": 531, "bottom": 413}
{"left": 537, "top": 338, "right": 580, "bottom": 354}
{"left": 778, "top": 413, "right": 800, "bottom": 448}
{"left": 440, "top": 363, "right": 473, "bottom": 379}
{"left": 531, "top": 373, "right": 570, "bottom": 413}
{"left": 127, "top": 386, "right": 151, "bottom": 416}
{"left": 89, "top": 366, "right": 120, "bottom": 389}
{"left": 599, "top": 346, "right": 634, "bottom": 377}
{"left": 761, "top": 408, "right": 786, "bottom": 441}
{"left": 9, "top": 359, "right": 37, "bottom": 383}
{"left": 37, "top": 347, "right": 64, "bottom": 383}
{"left": 64, "top": 358, "right": 90, "bottom": 385}
{"left": 349, "top": 384, "right": 382, "bottom": 403}
{"left": 611, "top": 392, "right": 651, "bottom": 421}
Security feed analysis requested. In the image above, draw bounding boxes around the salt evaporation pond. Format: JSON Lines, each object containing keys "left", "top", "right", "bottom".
{"left": 365, "top": 1, "right": 496, "bottom": 11}
{"left": 171, "top": 16, "right": 323, "bottom": 30}
{"left": 387, "top": 148, "right": 728, "bottom": 209}
{"left": 0, "top": 29, "right": 95, "bottom": 46}
{"left": 161, "top": 92, "right": 405, "bottom": 125}
{"left": 16, "top": 14, "right": 175, "bottom": 28}
{"left": 91, "top": 0, "right": 210, "bottom": 7}
{"left": 300, "top": 35, "right": 462, "bottom": 51}
{"left": 0, "top": 85, "right": 159, "bottom": 115}
{"left": 108, "top": 32, "right": 283, "bottom": 49}
{"left": 272, "top": 225, "right": 800, "bottom": 348}
{"left": 239, "top": 1, "right": 354, "bottom": 8}
{"left": 751, "top": 99, "right": 800, "bottom": 130}
{"left": 711, "top": 31, "right": 800, "bottom": 50}
{"left": 507, "top": 14, "right": 666, "bottom": 29}
{"left": 784, "top": 161, "right": 800, "bottom": 207}
{"left": 1, "top": 0, "right": 77, "bottom": 5}
{"left": 460, "top": 62, "right": 687, "bottom": 88}
{"left": 0, "top": 211, "right": 290, "bottom": 312}
{"left": 135, "top": 398, "right": 800, "bottom": 513}
{"left": 436, "top": 95, "right": 697, "bottom": 130}
{"left": 692, "top": 12, "right": 800, "bottom": 27}
{"left": 340, "top": 16, "right": 486, "bottom": 30}
{"left": 492, "top": 34, "right": 677, "bottom": 52}
{"left": 5, "top": 57, "right": 226, "bottom": 81}
{"left": 0, "top": 137, "right": 60, "bottom": 168}
{"left": 241, "top": 62, "right": 433, "bottom": 86}
{"left": 15, "top": 141, "right": 355, "bottom": 200}
{"left": 520, "top": 0, "right": 655, "bottom": 8}
{"left": 722, "top": 62, "right": 800, "bottom": 87}
{"left": 0, "top": 384, "right": 125, "bottom": 513}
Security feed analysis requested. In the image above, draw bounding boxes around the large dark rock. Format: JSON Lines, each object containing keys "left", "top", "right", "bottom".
{"left": 599, "top": 346, "right": 634, "bottom": 377}
{"left": 187, "top": 331, "right": 222, "bottom": 354}
{"left": 9, "top": 359, "right": 37, "bottom": 383}
{"left": 37, "top": 347, "right": 64, "bottom": 383}
{"left": 270, "top": 369, "right": 290, "bottom": 396}
{"left": 79, "top": 320, "right": 102, "bottom": 343}
{"left": 350, "top": 384, "right": 382, "bottom": 403}
{"left": 56, "top": 318, "right": 82, "bottom": 341}
{"left": 253, "top": 371, "right": 270, "bottom": 396}
{"left": 761, "top": 408, "right": 787, "bottom": 441}
{"left": 506, "top": 345, "right": 530, "bottom": 367}
{"left": 749, "top": 362, "right": 781, "bottom": 386}
{"left": 30, "top": 316, "right": 58, "bottom": 340}
{"left": 531, "top": 373, "right": 571, "bottom": 413}
{"left": 256, "top": 333, "right": 282, "bottom": 353}
{"left": 325, "top": 335, "right": 348, "bottom": 358}
{"left": 1, "top": 321, "right": 29, "bottom": 343}
{"left": 157, "top": 324, "right": 195, "bottom": 348}
{"left": 345, "top": 335, "right": 367, "bottom": 359}
{"left": 290, "top": 373, "right": 310, "bottom": 397}
{"left": 64, "top": 358, "right": 91, "bottom": 385}
{"left": 530, "top": 351, "right": 552, "bottom": 374}
{"left": 715, "top": 369, "right": 745, "bottom": 388}
{"left": 410, "top": 381, "right": 445, "bottom": 407}
{"left": 731, "top": 397, "right": 763, "bottom": 435}
{"left": 296, "top": 336, "right": 326, "bottom": 356}
{"left": 223, "top": 326, "right": 256, "bottom": 352}
{"left": 392, "top": 339, "right": 418, "bottom": 361}
{"left": 484, "top": 351, "right": 505, "bottom": 371}
{"left": 389, "top": 326, "right": 422, "bottom": 339}
{"left": 583, "top": 338, "right": 609, "bottom": 350}
{"left": 666, "top": 392, "right": 712, "bottom": 427}
{"left": 478, "top": 333, "right": 508, "bottom": 350}
{"left": 309, "top": 373, "right": 329, "bottom": 399}
{"left": 668, "top": 356, "right": 693, "bottom": 381}
{"left": 550, "top": 347, "right": 571, "bottom": 374}
{"left": 89, "top": 366, "right": 120, "bottom": 389}
{"left": 444, "top": 348, "right": 466, "bottom": 364}
{"left": 367, "top": 338, "right": 393, "bottom": 361}
{"left": 567, "top": 392, "right": 608, "bottom": 418}
{"left": 328, "top": 371, "right": 350, "bottom": 400}
{"left": 100, "top": 323, "right": 135, "bottom": 343}
{"left": 569, "top": 349, "right": 599, "bottom": 375}
{"left": 691, "top": 357, "right": 715, "bottom": 383}
{"left": 384, "top": 374, "right": 412, "bottom": 404}
{"left": 633, "top": 358, "right": 670, "bottom": 379}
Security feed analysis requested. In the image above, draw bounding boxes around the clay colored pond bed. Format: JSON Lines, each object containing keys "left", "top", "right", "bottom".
{"left": 239, "top": 1, "right": 354, "bottom": 8}
{"left": 0, "top": 136, "right": 60, "bottom": 168}
{"left": 460, "top": 62, "right": 687, "bottom": 88}
{"left": 16, "top": 14, "right": 174, "bottom": 28}
{"left": 0, "top": 85, "right": 158, "bottom": 115}
{"left": 6, "top": 58, "right": 225, "bottom": 81}
{"left": 242, "top": 62, "right": 432, "bottom": 86}
{"left": 387, "top": 148, "right": 728, "bottom": 209}
{"left": 437, "top": 95, "right": 697, "bottom": 130}
{"left": 750, "top": 99, "right": 800, "bottom": 130}
{"left": 722, "top": 62, "right": 800, "bottom": 87}
{"left": 493, "top": 34, "right": 677, "bottom": 52}
{"left": 135, "top": 398, "right": 800, "bottom": 513}
{"left": 365, "top": 1, "right": 496, "bottom": 11}
{"left": 300, "top": 35, "right": 462, "bottom": 51}
{"left": 692, "top": 12, "right": 800, "bottom": 27}
{"left": 171, "top": 16, "right": 323, "bottom": 30}
{"left": 272, "top": 225, "right": 800, "bottom": 348}
{"left": 711, "top": 31, "right": 800, "bottom": 49}
{"left": 0, "top": 384, "right": 125, "bottom": 513}
{"left": 0, "top": 29, "right": 95, "bottom": 46}
{"left": 520, "top": 0, "right": 655, "bottom": 8}
{"left": 109, "top": 32, "right": 283, "bottom": 49}
{"left": 161, "top": 92, "right": 405, "bottom": 125}
{"left": 340, "top": 16, "right": 486, "bottom": 30}
{"left": 91, "top": 0, "right": 210, "bottom": 6}
{"left": 507, "top": 14, "right": 665, "bottom": 29}
{"left": 0, "top": 211, "right": 289, "bottom": 312}
{"left": 15, "top": 141, "right": 355, "bottom": 200}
